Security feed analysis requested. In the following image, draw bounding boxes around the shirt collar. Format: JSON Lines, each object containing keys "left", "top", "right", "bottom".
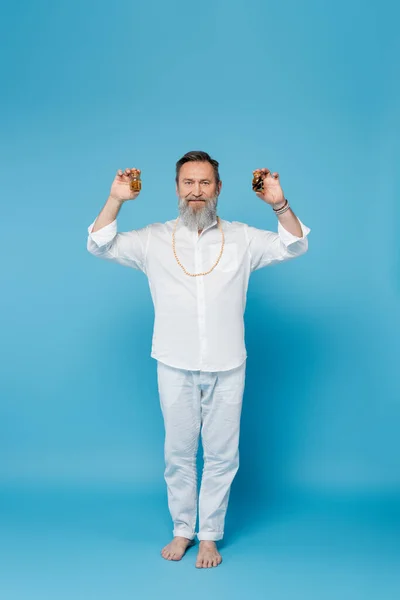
{"left": 175, "top": 216, "right": 219, "bottom": 235}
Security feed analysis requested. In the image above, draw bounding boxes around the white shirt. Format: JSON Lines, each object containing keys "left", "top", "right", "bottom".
{"left": 87, "top": 214, "right": 311, "bottom": 371}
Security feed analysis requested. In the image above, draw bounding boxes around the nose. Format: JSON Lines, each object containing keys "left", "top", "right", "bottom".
{"left": 193, "top": 182, "right": 203, "bottom": 196}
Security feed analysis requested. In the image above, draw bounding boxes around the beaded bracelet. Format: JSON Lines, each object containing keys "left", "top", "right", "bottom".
{"left": 273, "top": 198, "right": 290, "bottom": 215}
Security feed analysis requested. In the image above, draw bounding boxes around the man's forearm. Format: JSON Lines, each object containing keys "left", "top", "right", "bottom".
{"left": 272, "top": 200, "right": 303, "bottom": 237}
{"left": 91, "top": 195, "right": 124, "bottom": 233}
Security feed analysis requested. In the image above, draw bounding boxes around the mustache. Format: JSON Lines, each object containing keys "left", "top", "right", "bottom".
{"left": 178, "top": 194, "right": 218, "bottom": 207}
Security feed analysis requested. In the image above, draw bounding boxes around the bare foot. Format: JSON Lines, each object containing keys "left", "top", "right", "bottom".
{"left": 195, "top": 541, "right": 223, "bottom": 568}
{"left": 161, "top": 536, "right": 195, "bottom": 561}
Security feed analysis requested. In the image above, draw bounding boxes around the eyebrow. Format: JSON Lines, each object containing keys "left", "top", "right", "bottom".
{"left": 183, "top": 178, "right": 211, "bottom": 182}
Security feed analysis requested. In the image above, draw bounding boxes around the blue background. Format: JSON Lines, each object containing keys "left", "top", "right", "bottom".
{"left": 1, "top": 0, "right": 399, "bottom": 597}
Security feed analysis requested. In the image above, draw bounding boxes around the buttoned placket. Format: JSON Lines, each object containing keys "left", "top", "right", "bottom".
{"left": 192, "top": 221, "right": 217, "bottom": 371}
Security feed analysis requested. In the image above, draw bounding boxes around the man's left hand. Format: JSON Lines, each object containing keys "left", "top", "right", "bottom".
{"left": 253, "top": 168, "right": 285, "bottom": 207}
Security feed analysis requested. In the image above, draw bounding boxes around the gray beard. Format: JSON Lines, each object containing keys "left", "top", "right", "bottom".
{"left": 177, "top": 194, "right": 219, "bottom": 232}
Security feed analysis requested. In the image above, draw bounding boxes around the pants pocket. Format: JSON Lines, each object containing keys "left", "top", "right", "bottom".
{"left": 215, "top": 361, "right": 246, "bottom": 404}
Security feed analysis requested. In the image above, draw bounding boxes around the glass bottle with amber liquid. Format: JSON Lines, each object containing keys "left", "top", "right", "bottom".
{"left": 129, "top": 169, "right": 142, "bottom": 194}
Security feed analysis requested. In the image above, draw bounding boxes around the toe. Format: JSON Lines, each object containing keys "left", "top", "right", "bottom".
{"left": 173, "top": 553, "right": 182, "bottom": 561}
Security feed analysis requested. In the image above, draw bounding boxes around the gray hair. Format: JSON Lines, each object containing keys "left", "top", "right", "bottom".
{"left": 175, "top": 150, "right": 220, "bottom": 185}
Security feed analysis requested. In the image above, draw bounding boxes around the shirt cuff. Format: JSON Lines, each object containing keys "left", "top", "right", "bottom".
{"left": 87, "top": 218, "right": 117, "bottom": 247}
{"left": 278, "top": 217, "right": 311, "bottom": 246}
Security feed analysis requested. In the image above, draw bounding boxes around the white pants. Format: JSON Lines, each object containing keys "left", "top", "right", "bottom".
{"left": 156, "top": 359, "right": 246, "bottom": 542}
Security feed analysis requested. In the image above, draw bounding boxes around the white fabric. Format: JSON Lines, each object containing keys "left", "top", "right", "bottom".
{"left": 87, "top": 215, "right": 310, "bottom": 371}
{"left": 157, "top": 358, "right": 247, "bottom": 541}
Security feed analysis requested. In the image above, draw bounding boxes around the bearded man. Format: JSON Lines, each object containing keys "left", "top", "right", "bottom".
{"left": 87, "top": 150, "right": 311, "bottom": 568}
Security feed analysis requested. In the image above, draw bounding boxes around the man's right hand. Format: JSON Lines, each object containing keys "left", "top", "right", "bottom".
{"left": 110, "top": 168, "right": 142, "bottom": 202}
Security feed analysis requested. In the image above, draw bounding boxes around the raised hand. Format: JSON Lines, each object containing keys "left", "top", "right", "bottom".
{"left": 110, "top": 168, "right": 142, "bottom": 202}
{"left": 252, "top": 168, "right": 285, "bottom": 207}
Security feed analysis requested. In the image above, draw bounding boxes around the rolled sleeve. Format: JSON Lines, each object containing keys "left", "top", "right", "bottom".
{"left": 87, "top": 218, "right": 151, "bottom": 273}
{"left": 278, "top": 218, "right": 311, "bottom": 246}
{"left": 87, "top": 219, "right": 118, "bottom": 247}
{"left": 245, "top": 217, "right": 311, "bottom": 272}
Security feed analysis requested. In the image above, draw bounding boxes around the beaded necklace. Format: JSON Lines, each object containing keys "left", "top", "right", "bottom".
{"left": 172, "top": 216, "right": 225, "bottom": 277}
